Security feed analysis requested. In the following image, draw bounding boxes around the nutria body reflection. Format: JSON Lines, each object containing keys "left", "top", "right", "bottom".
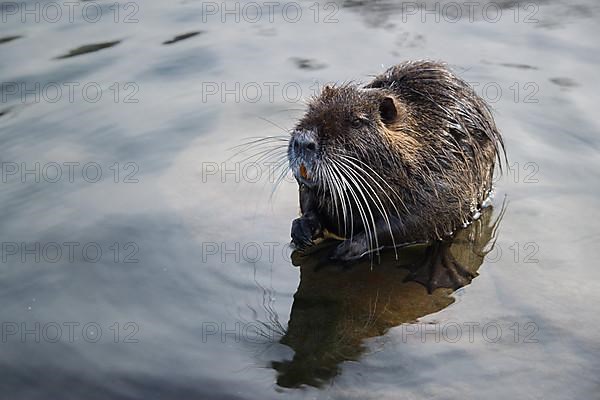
{"left": 273, "top": 206, "right": 504, "bottom": 388}
{"left": 288, "top": 60, "right": 505, "bottom": 289}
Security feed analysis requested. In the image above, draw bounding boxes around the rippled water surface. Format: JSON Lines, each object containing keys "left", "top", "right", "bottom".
{"left": 1, "top": 0, "right": 599, "bottom": 398}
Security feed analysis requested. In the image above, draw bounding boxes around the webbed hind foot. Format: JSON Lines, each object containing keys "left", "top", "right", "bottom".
{"left": 405, "top": 240, "right": 477, "bottom": 294}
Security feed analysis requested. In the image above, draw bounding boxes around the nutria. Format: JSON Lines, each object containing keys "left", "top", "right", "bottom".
{"left": 287, "top": 60, "right": 505, "bottom": 287}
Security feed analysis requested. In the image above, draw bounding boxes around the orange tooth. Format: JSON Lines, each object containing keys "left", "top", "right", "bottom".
{"left": 300, "top": 164, "right": 309, "bottom": 179}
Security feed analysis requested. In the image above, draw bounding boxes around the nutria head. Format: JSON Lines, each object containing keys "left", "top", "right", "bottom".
{"left": 288, "top": 85, "right": 410, "bottom": 189}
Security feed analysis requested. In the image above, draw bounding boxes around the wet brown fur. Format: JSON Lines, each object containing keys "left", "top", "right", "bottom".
{"left": 291, "top": 60, "right": 505, "bottom": 254}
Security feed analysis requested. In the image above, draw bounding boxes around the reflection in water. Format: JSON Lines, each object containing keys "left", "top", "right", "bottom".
{"left": 497, "top": 62, "right": 540, "bottom": 70}
{"left": 549, "top": 77, "right": 579, "bottom": 88}
{"left": 272, "top": 205, "right": 505, "bottom": 388}
{"left": 290, "top": 57, "right": 328, "bottom": 70}
{"left": 0, "top": 35, "right": 22, "bottom": 45}
{"left": 55, "top": 40, "right": 122, "bottom": 59}
{"left": 162, "top": 31, "right": 203, "bottom": 45}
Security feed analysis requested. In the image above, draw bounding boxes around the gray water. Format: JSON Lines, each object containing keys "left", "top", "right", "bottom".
{"left": 1, "top": 0, "right": 599, "bottom": 399}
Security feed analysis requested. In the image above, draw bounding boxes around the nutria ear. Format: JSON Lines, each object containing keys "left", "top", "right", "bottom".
{"left": 379, "top": 96, "right": 398, "bottom": 123}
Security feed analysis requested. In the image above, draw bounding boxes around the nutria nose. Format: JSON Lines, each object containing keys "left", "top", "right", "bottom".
{"left": 291, "top": 134, "right": 317, "bottom": 155}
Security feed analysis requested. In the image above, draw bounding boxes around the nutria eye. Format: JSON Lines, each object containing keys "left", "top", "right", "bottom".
{"left": 351, "top": 118, "right": 362, "bottom": 128}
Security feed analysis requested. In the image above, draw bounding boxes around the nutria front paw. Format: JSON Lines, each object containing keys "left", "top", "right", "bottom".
{"left": 291, "top": 217, "right": 321, "bottom": 250}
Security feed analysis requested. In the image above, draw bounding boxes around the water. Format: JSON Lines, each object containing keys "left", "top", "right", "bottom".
{"left": 1, "top": 0, "right": 599, "bottom": 398}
